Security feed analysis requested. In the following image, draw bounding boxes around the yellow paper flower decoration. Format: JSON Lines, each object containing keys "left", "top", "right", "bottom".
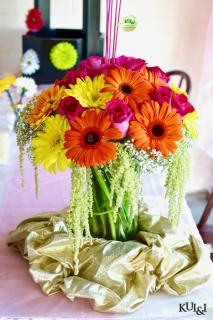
{"left": 65, "top": 74, "right": 112, "bottom": 108}
{"left": 183, "top": 110, "right": 199, "bottom": 139}
{"left": 31, "top": 114, "right": 71, "bottom": 174}
{"left": 170, "top": 83, "right": 188, "bottom": 97}
{"left": 0, "top": 75, "right": 16, "bottom": 94}
{"left": 49, "top": 42, "right": 78, "bottom": 70}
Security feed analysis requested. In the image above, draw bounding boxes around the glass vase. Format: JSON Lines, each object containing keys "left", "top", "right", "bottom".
{"left": 89, "top": 167, "right": 139, "bottom": 241}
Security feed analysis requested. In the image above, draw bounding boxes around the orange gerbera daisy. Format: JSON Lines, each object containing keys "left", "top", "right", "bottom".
{"left": 28, "top": 85, "right": 64, "bottom": 128}
{"left": 128, "top": 101, "right": 183, "bottom": 157}
{"left": 103, "top": 67, "right": 153, "bottom": 112}
{"left": 64, "top": 109, "right": 123, "bottom": 168}
{"left": 141, "top": 68, "right": 167, "bottom": 88}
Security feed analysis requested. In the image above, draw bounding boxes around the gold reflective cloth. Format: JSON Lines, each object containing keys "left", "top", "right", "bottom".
{"left": 7, "top": 209, "right": 212, "bottom": 314}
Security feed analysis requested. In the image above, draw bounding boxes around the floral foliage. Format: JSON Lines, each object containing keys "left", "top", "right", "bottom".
{"left": 16, "top": 53, "right": 196, "bottom": 178}
{"left": 16, "top": 56, "right": 197, "bottom": 268}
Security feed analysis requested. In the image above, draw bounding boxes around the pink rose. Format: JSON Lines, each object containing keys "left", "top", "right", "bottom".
{"left": 57, "top": 96, "right": 84, "bottom": 120}
{"left": 78, "top": 56, "right": 110, "bottom": 78}
{"left": 106, "top": 99, "right": 133, "bottom": 136}
{"left": 151, "top": 86, "right": 172, "bottom": 104}
{"left": 113, "top": 55, "right": 146, "bottom": 71}
{"left": 171, "top": 93, "right": 194, "bottom": 116}
{"left": 146, "top": 66, "right": 170, "bottom": 83}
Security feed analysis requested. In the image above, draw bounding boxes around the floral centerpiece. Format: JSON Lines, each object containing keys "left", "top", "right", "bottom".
{"left": 16, "top": 53, "right": 199, "bottom": 273}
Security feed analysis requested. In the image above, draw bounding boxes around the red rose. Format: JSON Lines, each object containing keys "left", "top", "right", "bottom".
{"left": 25, "top": 8, "right": 44, "bottom": 32}
{"left": 57, "top": 96, "right": 84, "bottom": 120}
{"left": 54, "top": 69, "right": 86, "bottom": 87}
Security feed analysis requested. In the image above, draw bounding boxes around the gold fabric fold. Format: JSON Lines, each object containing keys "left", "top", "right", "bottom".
{"left": 7, "top": 209, "right": 212, "bottom": 314}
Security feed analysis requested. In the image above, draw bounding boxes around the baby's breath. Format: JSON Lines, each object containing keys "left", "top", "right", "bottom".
{"left": 123, "top": 139, "right": 172, "bottom": 174}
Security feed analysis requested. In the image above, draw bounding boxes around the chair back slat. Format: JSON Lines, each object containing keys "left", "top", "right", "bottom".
{"left": 166, "top": 70, "right": 191, "bottom": 95}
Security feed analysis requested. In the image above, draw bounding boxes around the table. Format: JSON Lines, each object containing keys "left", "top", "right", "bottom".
{"left": 0, "top": 124, "right": 213, "bottom": 320}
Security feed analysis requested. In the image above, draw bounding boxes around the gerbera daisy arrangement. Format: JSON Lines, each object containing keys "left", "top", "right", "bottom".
{"left": 15, "top": 1, "right": 199, "bottom": 275}
{"left": 16, "top": 51, "right": 198, "bottom": 271}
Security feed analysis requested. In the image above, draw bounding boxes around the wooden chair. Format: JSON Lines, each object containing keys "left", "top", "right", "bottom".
{"left": 166, "top": 70, "right": 191, "bottom": 95}
{"left": 197, "top": 191, "right": 213, "bottom": 242}
{"left": 197, "top": 191, "right": 213, "bottom": 260}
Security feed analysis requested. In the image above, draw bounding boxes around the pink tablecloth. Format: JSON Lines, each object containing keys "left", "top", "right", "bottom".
{"left": 0, "top": 235, "right": 109, "bottom": 319}
{"left": 1, "top": 154, "right": 213, "bottom": 319}
{"left": 0, "top": 158, "right": 70, "bottom": 236}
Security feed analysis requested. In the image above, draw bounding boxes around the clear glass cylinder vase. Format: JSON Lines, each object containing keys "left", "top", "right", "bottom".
{"left": 89, "top": 167, "right": 139, "bottom": 241}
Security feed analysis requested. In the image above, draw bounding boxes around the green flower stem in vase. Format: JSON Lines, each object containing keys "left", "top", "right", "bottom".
{"left": 89, "top": 146, "right": 141, "bottom": 241}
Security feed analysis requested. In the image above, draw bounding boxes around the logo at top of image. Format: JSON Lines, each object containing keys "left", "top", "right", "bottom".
{"left": 120, "top": 15, "right": 138, "bottom": 31}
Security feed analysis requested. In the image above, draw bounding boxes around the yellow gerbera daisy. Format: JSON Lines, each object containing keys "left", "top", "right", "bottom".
{"left": 0, "top": 75, "right": 16, "bottom": 94}
{"left": 183, "top": 110, "right": 199, "bottom": 139}
{"left": 31, "top": 114, "right": 71, "bottom": 173}
{"left": 170, "top": 83, "right": 188, "bottom": 97}
{"left": 65, "top": 74, "right": 112, "bottom": 108}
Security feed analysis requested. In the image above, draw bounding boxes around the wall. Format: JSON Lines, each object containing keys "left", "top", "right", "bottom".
{"left": 0, "top": 0, "right": 33, "bottom": 75}
{"left": 102, "top": 0, "right": 212, "bottom": 105}
{"left": 0, "top": 0, "right": 211, "bottom": 103}
{"left": 0, "top": 0, "right": 212, "bottom": 191}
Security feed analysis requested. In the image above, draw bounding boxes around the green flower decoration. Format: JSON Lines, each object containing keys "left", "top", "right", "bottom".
{"left": 49, "top": 42, "right": 78, "bottom": 70}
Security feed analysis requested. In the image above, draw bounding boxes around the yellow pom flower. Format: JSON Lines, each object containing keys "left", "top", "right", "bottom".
{"left": 170, "top": 83, "right": 188, "bottom": 97}
{"left": 183, "top": 111, "right": 199, "bottom": 139}
{"left": 0, "top": 75, "right": 16, "bottom": 94}
{"left": 49, "top": 42, "right": 78, "bottom": 70}
{"left": 65, "top": 74, "right": 112, "bottom": 108}
{"left": 32, "top": 115, "right": 71, "bottom": 173}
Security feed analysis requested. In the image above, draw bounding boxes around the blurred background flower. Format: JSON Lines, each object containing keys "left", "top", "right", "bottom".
{"left": 0, "top": 75, "right": 16, "bottom": 95}
{"left": 25, "top": 8, "right": 44, "bottom": 32}
{"left": 21, "top": 49, "right": 40, "bottom": 75}
{"left": 49, "top": 42, "right": 78, "bottom": 70}
{"left": 15, "top": 77, "right": 37, "bottom": 99}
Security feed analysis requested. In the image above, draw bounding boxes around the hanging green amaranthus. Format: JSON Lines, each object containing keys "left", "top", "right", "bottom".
{"left": 165, "top": 138, "right": 191, "bottom": 225}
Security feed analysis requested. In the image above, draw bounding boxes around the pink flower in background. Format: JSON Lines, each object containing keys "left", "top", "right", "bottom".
{"left": 171, "top": 93, "right": 195, "bottom": 116}
{"left": 151, "top": 86, "right": 172, "bottom": 104}
{"left": 146, "top": 66, "right": 170, "bottom": 83}
{"left": 113, "top": 55, "right": 146, "bottom": 71}
{"left": 57, "top": 96, "right": 84, "bottom": 120}
{"left": 106, "top": 99, "right": 133, "bottom": 136}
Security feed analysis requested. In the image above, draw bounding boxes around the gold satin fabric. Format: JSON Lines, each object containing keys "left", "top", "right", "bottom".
{"left": 7, "top": 209, "right": 212, "bottom": 314}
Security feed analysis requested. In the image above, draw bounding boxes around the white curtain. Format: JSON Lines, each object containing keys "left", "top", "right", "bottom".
{"left": 197, "top": 2, "right": 213, "bottom": 160}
